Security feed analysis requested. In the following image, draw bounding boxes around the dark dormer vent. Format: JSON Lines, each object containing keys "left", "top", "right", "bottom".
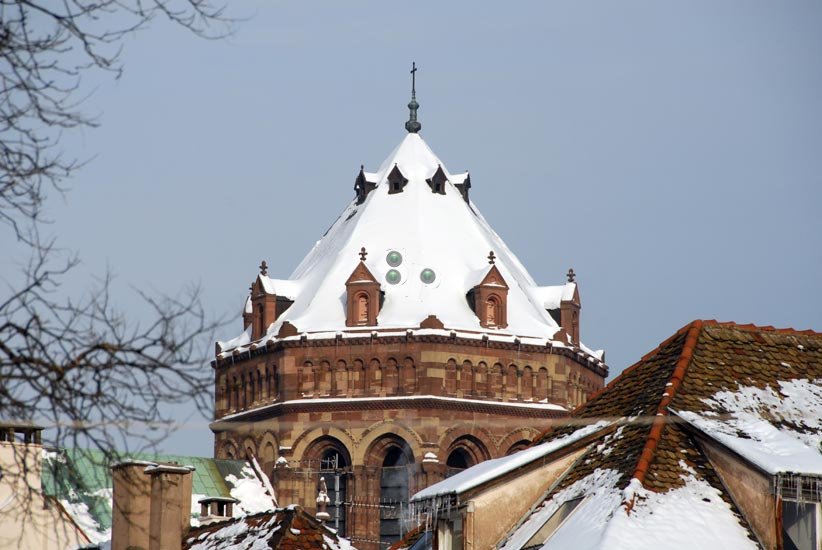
{"left": 387, "top": 164, "right": 408, "bottom": 195}
{"left": 455, "top": 173, "right": 471, "bottom": 203}
{"left": 426, "top": 165, "right": 448, "bottom": 195}
{"left": 354, "top": 165, "right": 377, "bottom": 205}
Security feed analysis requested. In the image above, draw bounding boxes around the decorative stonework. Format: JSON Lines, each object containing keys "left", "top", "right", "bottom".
{"left": 344, "top": 260, "right": 381, "bottom": 327}
{"left": 470, "top": 264, "right": 510, "bottom": 329}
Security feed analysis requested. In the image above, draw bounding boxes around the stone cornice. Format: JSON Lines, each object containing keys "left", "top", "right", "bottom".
{"left": 210, "top": 395, "right": 568, "bottom": 430}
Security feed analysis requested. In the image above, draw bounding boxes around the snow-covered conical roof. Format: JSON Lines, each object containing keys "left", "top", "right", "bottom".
{"left": 258, "top": 132, "right": 569, "bottom": 342}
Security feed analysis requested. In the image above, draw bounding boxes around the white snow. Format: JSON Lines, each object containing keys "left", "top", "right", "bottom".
{"left": 220, "top": 133, "right": 597, "bottom": 351}
{"left": 218, "top": 394, "right": 567, "bottom": 422}
{"left": 501, "top": 464, "right": 756, "bottom": 550}
{"left": 225, "top": 466, "right": 275, "bottom": 515}
{"left": 412, "top": 420, "right": 612, "bottom": 501}
{"left": 531, "top": 283, "right": 576, "bottom": 310}
{"left": 673, "top": 377, "right": 822, "bottom": 475}
{"left": 58, "top": 499, "right": 110, "bottom": 545}
{"left": 258, "top": 276, "right": 301, "bottom": 301}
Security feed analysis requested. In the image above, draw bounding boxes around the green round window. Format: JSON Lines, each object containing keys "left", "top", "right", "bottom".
{"left": 420, "top": 268, "right": 436, "bottom": 284}
{"left": 386, "top": 269, "right": 401, "bottom": 285}
{"left": 386, "top": 250, "right": 403, "bottom": 267}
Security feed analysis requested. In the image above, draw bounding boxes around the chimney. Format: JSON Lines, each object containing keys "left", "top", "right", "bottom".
{"left": 111, "top": 461, "right": 194, "bottom": 550}
{"left": 198, "top": 496, "right": 238, "bottom": 525}
{"left": 146, "top": 464, "right": 194, "bottom": 550}
{"left": 112, "top": 460, "right": 155, "bottom": 550}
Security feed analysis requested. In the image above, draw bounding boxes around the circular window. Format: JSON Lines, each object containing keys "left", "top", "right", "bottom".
{"left": 420, "top": 268, "right": 436, "bottom": 284}
{"left": 386, "top": 269, "right": 401, "bottom": 285}
{"left": 386, "top": 250, "right": 403, "bottom": 267}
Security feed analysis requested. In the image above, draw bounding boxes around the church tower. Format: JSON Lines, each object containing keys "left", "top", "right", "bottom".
{"left": 210, "top": 66, "right": 607, "bottom": 549}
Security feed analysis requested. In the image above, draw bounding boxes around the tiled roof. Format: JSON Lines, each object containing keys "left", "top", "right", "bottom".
{"left": 535, "top": 320, "right": 822, "bottom": 494}
{"left": 503, "top": 320, "right": 822, "bottom": 547}
{"left": 184, "top": 507, "right": 350, "bottom": 550}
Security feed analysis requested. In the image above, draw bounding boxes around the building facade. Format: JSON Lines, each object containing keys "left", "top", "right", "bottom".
{"left": 210, "top": 86, "right": 607, "bottom": 549}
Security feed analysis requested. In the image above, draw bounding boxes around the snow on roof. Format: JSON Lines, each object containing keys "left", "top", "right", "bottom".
{"left": 411, "top": 420, "right": 612, "bottom": 501}
{"left": 185, "top": 507, "right": 354, "bottom": 550}
{"left": 673, "top": 377, "right": 822, "bottom": 476}
{"left": 217, "top": 326, "right": 251, "bottom": 353}
{"left": 258, "top": 275, "right": 301, "bottom": 301}
{"left": 225, "top": 465, "right": 276, "bottom": 515}
{"left": 449, "top": 171, "right": 469, "bottom": 185}
{"left": 532, "top": 283, "right": 576, "bottom": 310}
{"left": 244, "top": 296, "right": 252, "bottom": 314}
{"left": 501, "top": 465, "right": 756, "bottom": 550}
{"left": 231, "top": 133, "right": 568, "bottom": 344}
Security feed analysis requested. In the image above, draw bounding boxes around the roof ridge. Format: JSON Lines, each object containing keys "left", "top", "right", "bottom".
{"left": 627, "top": 319, "right": 704, "bottom": 502}
{"left": 699, "top": 319, "right": 821, "bottom": 336}
{"left": 566, "top": 319, "right": 700, "bottom": 416}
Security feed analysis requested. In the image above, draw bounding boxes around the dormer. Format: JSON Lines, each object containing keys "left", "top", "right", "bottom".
{"left": 454, "top": 172, "right": 471, "bottom": 203}
{"left": 467, "top": 259, "right": 509, "bottom": 329}
{"left": 250, "top": 276, "right": 276, "bottom": 340}
{"left": 248, "top": 261, "right": 296, "bottom": 340}
{"left": 560, "top": 283, "right": 581, "bottom": 344}
{"left": 354, "top": 165, "right": 377, "bottom": 205}
{"left": 242, "top": 295, "right": 253, "bottom": 331}
{"left": 387, "top": 164, "right": 408, "bottom": 195}
{"left": 345, "top": 255, "right": 382, "bottom": 327}
{"left": 426, "top": 165, "right": 447, "bottom": 195}
{"left": 536, "top": 272, "right": 581, "bottom": 344}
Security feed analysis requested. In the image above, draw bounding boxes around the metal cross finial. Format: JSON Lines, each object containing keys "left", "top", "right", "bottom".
{"left": 259, "top": 260, "right": 268, "bottom": 276}
{"left": 567, "top": 268, "right": 576, "bottom": 283}
{"left": 488, "top": 251, "right": 496, "bottom": 265}
{"left": 359, "top": 247, "right": 368, "bottom": 261}
{"left": 405, "top": 62, "right": 421, "bottom": 133}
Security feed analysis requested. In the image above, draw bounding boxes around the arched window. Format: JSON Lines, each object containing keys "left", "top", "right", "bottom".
{"left": 357, "top": 294, "right": 369, "bottom": 325}
{"left": 380, "top": 446, "right": 411, "bottom": 547}
{"left": 486, "top": 296, "right": 500, "bottom": 327}
{"left": 320, "top": 448, "right": 349, "bottom": 536}
{"left": 506, "top": 440, "right": 532, "bottom": 455}
{"left": 446, "top": 448, "right": 471, "bottom": 477}
{"left": 232, "top": 376, "right": 239, "bottom": 410}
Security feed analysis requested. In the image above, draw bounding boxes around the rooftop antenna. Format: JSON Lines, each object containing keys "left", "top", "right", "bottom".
{"left": 405, "top": 62, "right": 421, "bottom": 134}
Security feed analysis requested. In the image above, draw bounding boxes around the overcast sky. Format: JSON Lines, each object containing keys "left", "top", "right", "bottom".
{"left": 7, "top": 1, "right": 821, "bottom": 456}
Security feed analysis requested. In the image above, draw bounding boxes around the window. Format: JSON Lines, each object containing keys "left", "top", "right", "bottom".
{"left": 437, "top": 516, "right": 463, "bottom": 550}
{"left": 320, "top": 449, "right": 348, "bottom": 536}
{"left": 446, "top": 448, "right": 471, "bottom": 478}
{"left": 523, "top": 497, "right": 585, "bottom": 547}
{"left": 486, "top": 296, "right": 499, "bottom": 326}
{"left": 783, "top": 500, "right": 821, "bottom": 550}
{"left": 357, "top": 294, "right": 369, "bottom": 325}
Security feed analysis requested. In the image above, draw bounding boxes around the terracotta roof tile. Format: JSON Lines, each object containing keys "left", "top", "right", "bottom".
{"left": 534, "top": 319, "right": 822, "bottom": 513}
{"left": 184, "top": 506, "right": 346, "bottom": 549}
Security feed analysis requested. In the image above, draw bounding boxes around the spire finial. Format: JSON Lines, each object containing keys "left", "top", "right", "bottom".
{"left": 405, "top": 62, "right": 421, "bottom": 134}
{"left": 359, "top": 247, "right": 368, "bottom": 261}
{"left": 488, "top": 251, "right": 496, "bottom": 265}
{"left": 259, "top": 260, "right": 268, "bottom": 276}
{"left": 567, "top": 268, "right": 576, "bottom": 283}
